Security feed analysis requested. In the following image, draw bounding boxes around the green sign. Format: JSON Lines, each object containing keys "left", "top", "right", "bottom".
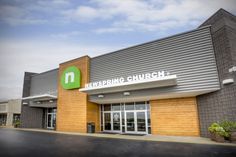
{"left": 61, "top": 66, "right": 81, "bottom": 89}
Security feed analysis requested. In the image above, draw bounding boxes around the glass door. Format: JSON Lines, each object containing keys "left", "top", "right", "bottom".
{"left": 47, "top": 114, "right": 52, "bottom": 129}
{"left": 125, "top": 112, "right": 135, "bottom": 133}
{"left": 101, "top": 102, "right": 150, "bottom": 134}
{"left": 104, "top": 113, "right": 111, "bottom": 131}
{"left": 112, "top": 112, "right": 121, "bottom": 131}
{"left": 47, "top": 108, "right": 56, "bottom": 129}
{"left": 52, "top": 113, "right": 56, "bottom": 128}
{"left": 125, "top": 111, "right": 147, "bottom": 134}
{"left": 103, "top": 112, "right": 121, "bottom": 132}
{"left": 136, "top": 111, "right": 147, "bottom": 134}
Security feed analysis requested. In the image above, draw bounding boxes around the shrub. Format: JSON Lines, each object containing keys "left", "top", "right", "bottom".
{"left": 14, "top": 120, "right": 21, "bottom": 128}
{"left": 219, "top": 120, "right": 236, "bottom": 132}
{"left": 208, "top": 122, "right": 229, "bottom": 138}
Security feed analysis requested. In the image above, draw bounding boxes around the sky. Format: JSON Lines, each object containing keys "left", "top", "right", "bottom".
{"left": 0, "top": 0, "right": 236, "bottom": 101}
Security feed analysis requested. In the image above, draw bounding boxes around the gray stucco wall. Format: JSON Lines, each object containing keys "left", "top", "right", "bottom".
{"left": 197, "top": 9, "right": 236, "bottom": 137}
{"left": 30, "top": 69, "right": 58, "bottom": 96}
{"left": 21, "top": 104, "right": 44, "bottom": 128}
{"left": 21, "top": 72, "right": 45, "bottom": 128}
{"left": 22, "top": 72, "right": 36, "bottom": 97}
{"left": 89, "top": 26, "right": 220, "bottom": 103}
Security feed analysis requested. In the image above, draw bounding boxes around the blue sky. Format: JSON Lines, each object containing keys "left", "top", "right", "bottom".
{"left": 0, "top": 0, "right": 236, "bottom": 100}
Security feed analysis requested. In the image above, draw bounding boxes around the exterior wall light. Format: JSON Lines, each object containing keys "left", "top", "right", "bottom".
{"left": 49, "top": 100, "right": 54, "bottom": 103}
{"left": 222, "top": 78, "right": 234, "bottom": 85}
{"left": 22, "top": 102, "right": 28, "bottom": 105}
{"left": 123, "top": 92, "right": 130, "bottom": 96}
{"left": 36, "top": 101, "right": 41, "bottom": 104}
{"left": 229, "top": 66, "right": 236, "bottom": 72}
{"left": 98, "top": 94, "right": 104, "bottom": 98}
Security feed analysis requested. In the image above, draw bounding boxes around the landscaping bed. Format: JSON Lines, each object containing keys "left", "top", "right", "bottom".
{"left": 208, "top": 120, "right": 236, "bottom": 143}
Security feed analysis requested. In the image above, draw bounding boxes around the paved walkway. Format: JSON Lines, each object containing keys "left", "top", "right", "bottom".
{"left": 7, "top": 127, "right": 236, "bottom": 146}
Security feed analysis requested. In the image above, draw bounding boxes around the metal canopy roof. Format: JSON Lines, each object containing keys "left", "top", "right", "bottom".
{"left": 22, "top": 94, "right": 57, "bottom": 101}
{"left": 79, "top": 75, "right": 177, "bottom": 95}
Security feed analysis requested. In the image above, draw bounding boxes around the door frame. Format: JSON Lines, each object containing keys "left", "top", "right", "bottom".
{"left": 46, "top": 109, "right": 56, "bottom": 129}
{"left": 124, "top": 110, "right": 148, "bottom": 134}
{"left": 136, "top": 110, "right": 148, "bottom": 134}
{"left": 103, "top": 111, "right": 122, "bottom": 133}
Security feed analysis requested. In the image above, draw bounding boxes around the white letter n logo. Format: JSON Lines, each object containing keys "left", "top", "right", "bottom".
{"left": 65, "top": 72, "right": 75, "bottom": 84}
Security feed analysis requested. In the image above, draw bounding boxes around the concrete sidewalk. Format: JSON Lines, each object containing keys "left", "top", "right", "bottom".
{"left": 4, "top": 127, "right": 236, "bottom": 146}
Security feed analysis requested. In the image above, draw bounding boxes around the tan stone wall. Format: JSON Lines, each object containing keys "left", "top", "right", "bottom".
{"left": 150, "top": 97, "right": 200, "bottom": 136}
{"left": 57, "top": 56, "right": 90, "bottom": 133}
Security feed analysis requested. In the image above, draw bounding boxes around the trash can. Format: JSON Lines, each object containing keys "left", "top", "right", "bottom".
{"left": 87, "top": 122, "right": 95, "bottom": 133}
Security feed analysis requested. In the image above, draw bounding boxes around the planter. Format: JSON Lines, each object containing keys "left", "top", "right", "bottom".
{"left": 210, "top": 132, "right": 216, "bottom": 141}
{"left": 214, "top": 134, "right": 225, "bottom": 143}
{"left": 230, "top": 131, "right": 236, "bottom": 142}
{"left": 209, "top": 132, "right": 225, "bottom": 142}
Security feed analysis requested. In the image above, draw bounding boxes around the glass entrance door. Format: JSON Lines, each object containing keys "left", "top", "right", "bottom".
{"left": 136, "top": 111, "right": 146, "bottom": 133}
{"left": 47, "top": 113, "right": 56, "bottom": 129}
{"left": 125, "top": 111, "right": 147, "bottom": 134}
{"left": 47, "top": 108, "right": 56, "bottom": 129}
{"left": 125, "top": 112, "right": 135, "bottom": 132}
{"left": 112, "top": 112, "right": 121, "bottom": 131}
{"left": 101, "top": 102, "right": 150, "bottom": 134}
{"left": 104, "top": 113, "right": 111, "bottom": 131}
{"left": 103, "top": 112, "right": 121, "bottom": 132}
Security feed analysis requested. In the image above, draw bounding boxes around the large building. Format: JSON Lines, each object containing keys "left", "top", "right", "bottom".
{"left": 21, "top": 9, "right": 236, "bottom": 137}
{"left": 0, "top": 99, "right": 21, "bottom": 127}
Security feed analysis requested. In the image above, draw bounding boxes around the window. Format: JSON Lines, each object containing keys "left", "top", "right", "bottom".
{"left": 125, "top": 102, "right": 134, "bottom": 110}
{"left": 135, "top": 102, "right": 146, "bottom": 110}
{"left": 112, "top": 104, "right": 120, "bottom": 111}
{"left": 104, "top": 104, "right": 111, "bottom": 111}
{"left": 100, "top": 101, "right": 151, "bottom": 134}
{"left": 13, "top": 114, "right": 20, "bottom": 125}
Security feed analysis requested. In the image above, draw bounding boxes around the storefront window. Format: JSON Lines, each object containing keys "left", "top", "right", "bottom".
{"left": 48, "top": 108, "right": 56, "bottom": 113}
{"left": 13, "top": 114, "right": 20, "bottom": 125}
{"left": 112, "top": 104, "right": 120, "bottom": 111}
{"left": 0, "top": 114, "right": 7, "bottom": 126}
{"left": 148, "top": 110, "right": 151, "bottom": 134}
{"left": 135, "top": 102, "right": 146, "bottom": 110}
{"left": 100, "top": 105, "right": 103, "bottom": 131}
{"left": 101, "top": 101, "right": 151, "bottom": 134}
{"left": 104, "top": 104, "right": 111, "bottom": 111}
{"left": 125, "top": 102, "right": 134, "bottom": 110}
{"left": 146, "top": 103, "right": 150, "bottom": 110}
{"left": 121, "top": 103, "right": 124, "bottom": 111}
{"left": 121, "top": 111, "right": 124, "bottom": 125}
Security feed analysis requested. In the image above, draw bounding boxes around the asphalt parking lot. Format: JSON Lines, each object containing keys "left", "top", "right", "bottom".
{"left": 0, "top": 128, "right": 235, "bottom": 157}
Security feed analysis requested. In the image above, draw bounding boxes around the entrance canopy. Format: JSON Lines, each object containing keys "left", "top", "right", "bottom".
{"left": 79, "top": 75, "right": 177, "bottom": 95}
{"left": 22, "top": 94, "right": 57, "bottom": 101}
{"left": 22, "top": 94, "right": 57, "bottom": 108}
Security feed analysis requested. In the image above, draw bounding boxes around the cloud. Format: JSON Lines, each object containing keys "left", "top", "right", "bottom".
{"left": 62, "top": 6, "right": 105, "bottom": 22}
{"left": 62, "top": 0, "right": 236, "bottom": 33}
{"left": 0, "top": 4, "right": 46, "bottom": 26}
{"left": 0, "top": 0, "right": 71, "bottom": 26}
{"left": 95, "top": 27, "right": 134, "bottom": 34}
{"left": 1, "top": 0, "right": 236, "bottom": 31}
{"left": 0, "top": 38, "right": 123, "bottom": 100}
{"left": 50, "top": 31, "right": 82, "bottom": 40}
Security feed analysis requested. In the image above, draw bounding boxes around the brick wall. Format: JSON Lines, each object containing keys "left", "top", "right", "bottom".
{"left": 57, "top": 56, "right": 101, "bottom": 133}
{"left": 197, "top": 9, "right": 236, "bottom": 137}
{"left": 150, "top": 97, "right": 200, "bottom": 136}
{"left": 87, "top": 102, "right": 100, "bottom": 132}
